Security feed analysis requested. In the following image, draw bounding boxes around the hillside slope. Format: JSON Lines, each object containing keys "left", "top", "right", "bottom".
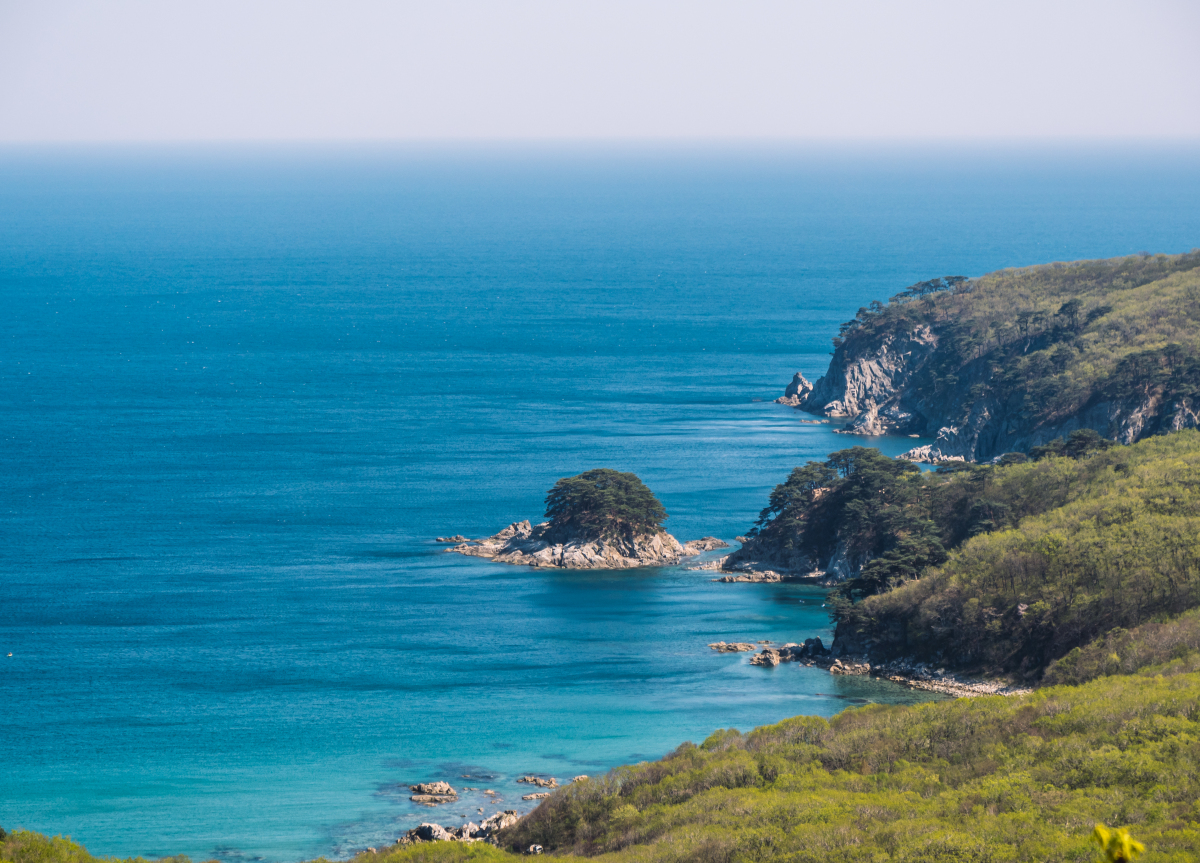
{"left": 834, "top": 431, "right": 1200, "bottom": 678}
{"left": 782, "top": 251, "right": 1200, "bottom": 462}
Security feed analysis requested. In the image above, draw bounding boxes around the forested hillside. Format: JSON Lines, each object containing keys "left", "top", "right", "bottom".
{"left": 836, "top": 431, "right": 1200, "bottom": 678}
{"left": 785, "top": 251, "right": 1200, "bottom": 462}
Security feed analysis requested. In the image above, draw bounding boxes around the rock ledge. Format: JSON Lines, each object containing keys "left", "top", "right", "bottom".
{"left": 446, "top": 521, "right": 726, "bottom": 570}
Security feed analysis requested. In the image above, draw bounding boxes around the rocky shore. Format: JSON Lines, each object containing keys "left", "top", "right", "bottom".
{"left": 395, "top": 810, "right": 521, "bottom": 848}
{"left": 715, "top": 638, "right": 1030, "bottom": 698}
{"left": 390, "top": 774, "right": 592, "bottom": 853}
{"left": 441, "top": 521, "right": 728, "bottom": 569}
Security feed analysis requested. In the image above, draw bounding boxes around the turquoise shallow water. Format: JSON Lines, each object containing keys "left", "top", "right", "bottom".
{"left": 2, "top": 144, "right": 1199, "bottom": 861}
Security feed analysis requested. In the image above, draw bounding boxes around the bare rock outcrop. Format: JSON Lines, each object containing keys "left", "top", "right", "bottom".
{"left": 447, "top": 520, "right": 687, "bottom": 569}
{"left": 681, "top": 537, "right": 730, "bottom": 554}
{"left": 744, "top": 637, "right": 831, "bottom": 667}
{"left": 774, "top": 372, "right": 814, "bottom": 407}
{"left": 708, "top": 641, "right": 755, "bottom": 652}
{"left": 397, "top": 810, "right": 521, "bottom": 847}
{"left": 516, "top": 776, "right": 557, "bottom": 788}
{"left": 780, "top": 327, "right": 937, "bottom": 431}
{"left": 409, "top": 781, "right": 458, "bottom": 804}
{"left": 714, "top": 569, "right": 783, "bottom": 583}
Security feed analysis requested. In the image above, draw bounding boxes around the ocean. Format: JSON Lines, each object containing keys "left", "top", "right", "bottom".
{"left": 2, "top": 143, "right": 1198, "bottom": 861}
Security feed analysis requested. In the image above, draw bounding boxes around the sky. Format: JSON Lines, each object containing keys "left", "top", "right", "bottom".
{"left": 0, "top": 0, "right": 1198, "bottom": 142}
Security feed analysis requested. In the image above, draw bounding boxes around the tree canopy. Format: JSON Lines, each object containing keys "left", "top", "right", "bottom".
{"left": 543, "top": 469, "right": 667, "bottom": 541}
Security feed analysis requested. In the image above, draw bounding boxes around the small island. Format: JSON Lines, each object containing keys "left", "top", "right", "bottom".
{"left": 441, "top": 468, "right": 727, "bottom": 569}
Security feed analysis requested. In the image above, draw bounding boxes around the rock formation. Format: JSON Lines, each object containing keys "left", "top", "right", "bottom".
{"left": 397, "top": 810, "right": 520, "bottom": 846}
{"left": 708, "top": 641, "right": 755, "bottom": 652}
{"left": 774, "top": 372, "right": 814, "bottom": 407}
{"left": 446, "top": 520, "right": 725, "bottom": 570}
{"left": 743, "top": 637, "right": 832, "bottom": 667}
{"left": 682, "top": 537, "right": 731, "bottom": 554}
{"left": 516, "top": 776, "right": 558, "bottom": 788}
{"left": 409, "top": 781, "right": 458, "bottom": 804}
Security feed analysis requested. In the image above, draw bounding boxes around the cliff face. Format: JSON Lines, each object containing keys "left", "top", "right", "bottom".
{"left": 778, "top": 253, "right": 1200, "bottom": 462}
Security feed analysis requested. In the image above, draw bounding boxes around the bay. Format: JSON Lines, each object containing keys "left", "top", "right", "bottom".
{"left": 2, "top": 143, "right": 1198, "bottom": 861}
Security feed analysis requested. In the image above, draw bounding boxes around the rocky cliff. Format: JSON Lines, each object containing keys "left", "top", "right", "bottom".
{"left": 777, "top": 253, "right": 1200, "bottom": 462}
{"left": 445, "top": 520, "right": 727, "bottom": 569}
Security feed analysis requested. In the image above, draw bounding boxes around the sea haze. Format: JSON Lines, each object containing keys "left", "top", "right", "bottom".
{"left": 2, "top": 144, "right": 1198, "bottom": 861}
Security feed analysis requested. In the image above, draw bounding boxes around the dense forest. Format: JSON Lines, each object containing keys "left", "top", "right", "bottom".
{"left": 725, "top": 428, "right": 1115, "bottom": 593}
{"left": 542, "top": 468, "right": 668, "bottom": 542}
{"left": 729, "top": 430, "right": 1200, "bottom": 680}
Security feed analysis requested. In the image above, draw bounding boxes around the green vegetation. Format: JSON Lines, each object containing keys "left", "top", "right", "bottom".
{"left": 738, "top": 447, "right": 947, "bottom": 592}
{"left": 543, "top": 469, "right": 668, "bottom": 541}
{"left": 0, "top": 832, "right": 189, "bottom": 863}
{"left": 1094, "top": 824, "right": 1146, "bottom": 862}
{"left": 497, "top": 660, "right": 1200, "bottom": 861}
{"left": 831, "top": 251, "right": 1200, "bottom": 442}
{"left": 841, "top": 431, "right": 1200, "bottom": 678}
{"left": 735, "top": 428, "right": 1123, "bottom": 605}
{"left": 1044, "top": 608, "right": 1200, "bottom": 687}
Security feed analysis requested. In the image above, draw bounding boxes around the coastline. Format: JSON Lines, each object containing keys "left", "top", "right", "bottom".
{"left": 718, "top": 641, "right": 1031, "bottom": 699}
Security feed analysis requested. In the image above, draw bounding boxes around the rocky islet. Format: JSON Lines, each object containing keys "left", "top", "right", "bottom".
{"left": 440, "top": 521, "right": 728, "bottom": 570}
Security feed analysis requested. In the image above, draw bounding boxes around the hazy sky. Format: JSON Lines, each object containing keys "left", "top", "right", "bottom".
{"left": 1, "top": 0, "right": 1198, "bottom": 142}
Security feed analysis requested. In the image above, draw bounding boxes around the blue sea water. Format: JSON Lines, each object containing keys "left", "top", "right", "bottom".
{"left": 2, "top": 143, "right": 1199, "bottom": 862}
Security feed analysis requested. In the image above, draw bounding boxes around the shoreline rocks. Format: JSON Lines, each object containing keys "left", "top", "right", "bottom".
{"left": 445, "top": 520, "right": 728, "bottom": 570}
{"left": 397, "top": 810, "right": 520, "bottom": 847}
{"left": 516, "top": 776, "right": 557, "bottom": 788}
{"left": 681, "top": 537, "right": 730, "bottom": 554}
{"left": 721, "top": 639, "right": 1032, "bottom": 698}
{"left": 869, "top": 658, "right": 1033, "bottom": 697}
{"left": 713, "top": 565, "right": 834, "bottom": 585}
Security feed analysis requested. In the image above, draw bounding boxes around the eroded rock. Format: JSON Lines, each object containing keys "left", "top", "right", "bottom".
{"left": 446, "top": 520, "right": 688, "bottom": 570}
{"left": 516, "top": 776, "right": 557, "bottom": 788}
{"left": 409, "top": 781, "right": 458, "bottom": 804}
{"left": 396, "top": 810, "right": 522, "bottom": 847}
{"left": 681, "top": 537, "right": 731, "bottom": 554}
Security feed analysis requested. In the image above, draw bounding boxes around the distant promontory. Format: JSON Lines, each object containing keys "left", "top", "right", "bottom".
{"left": 777, "top": 252, "right": 1200, "bottom": 462}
